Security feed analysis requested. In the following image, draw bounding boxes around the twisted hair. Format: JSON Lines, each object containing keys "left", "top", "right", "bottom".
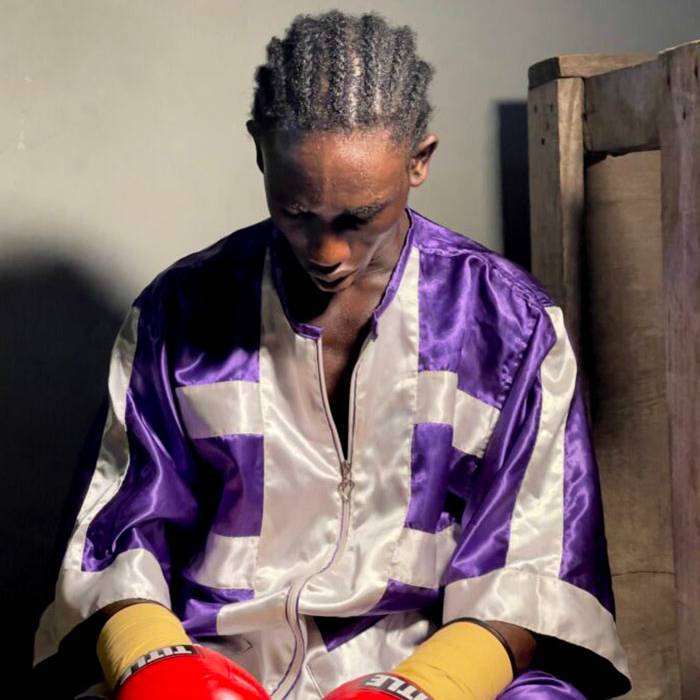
{"left": 251, "top": 10, "right": 434, "bottom": 153}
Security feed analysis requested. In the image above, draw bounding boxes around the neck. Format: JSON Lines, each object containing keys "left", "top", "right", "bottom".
{"left": 275, "top": 208, "right": 411, "bottom": 323}
{"left": 359, "top": 208, "right": 410, "bottom": 283}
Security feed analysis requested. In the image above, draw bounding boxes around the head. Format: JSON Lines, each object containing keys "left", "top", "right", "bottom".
{"left": 247, "top": 10, "right": 438, "bottom": 293}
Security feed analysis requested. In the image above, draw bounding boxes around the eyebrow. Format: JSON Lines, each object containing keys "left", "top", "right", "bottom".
{"left": 343, "top": 201, "right": 391, "bottom": 218}
{"left": 285, "top": 200, "right": 391, "bottom": 218}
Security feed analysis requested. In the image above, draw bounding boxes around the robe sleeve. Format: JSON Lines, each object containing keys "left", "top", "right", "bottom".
{"left": 442, "top": 303, "right": 632, "bottom": 699}
{"left": 32, "top": 285, "right": 203, "bottom": 696}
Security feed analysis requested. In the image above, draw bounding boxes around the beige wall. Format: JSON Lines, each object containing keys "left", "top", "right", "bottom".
{"left": 2, "top": 0, "right": 699, "bottom": 303}
{"left": 5, "top": 1, "right": 700, "bottom": 679}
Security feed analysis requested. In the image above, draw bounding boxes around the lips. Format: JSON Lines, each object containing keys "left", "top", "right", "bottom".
{"left": 311, "top": 271, "right": 352, "bottom": 288}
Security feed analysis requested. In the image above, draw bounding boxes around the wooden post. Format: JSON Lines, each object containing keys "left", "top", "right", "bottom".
{"left": 583, "top": 59, "right": 661, "bottom": 154}
{"left": 527, "top": 77, "right": 585, "bottom": 359}
{"left": 527, "top": 54, "right": 653, "bottom": 385}
{"left": 658, "top": 38, "right": 700, "bottom": 695}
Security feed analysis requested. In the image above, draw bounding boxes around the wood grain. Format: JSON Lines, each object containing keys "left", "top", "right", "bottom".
{"left": 658, "top": 38, "right": 700, "bottom": 696}
{"left": 584, "top": 59, "right": 661, "bottom": 155}
{"left": 585, "top": 151, "right": 680, "bottom": 699}
{"left": 529, "top": 53, "right": 653, "bottom": 90}
{"left": 528, "top": 78, "right": 585, "bottom": 366}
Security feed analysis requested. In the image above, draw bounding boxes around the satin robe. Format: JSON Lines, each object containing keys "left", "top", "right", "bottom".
{"left": 32, "top": 208, "right": 631, "bottom": 699}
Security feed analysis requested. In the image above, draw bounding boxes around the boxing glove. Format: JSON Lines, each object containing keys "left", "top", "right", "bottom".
{"left": 323, "top": 672, "right": 432, "bottom": 699}
{"left": 323, "top": 618, "right": 516, "bottom": 700}
{"left": 97, "top": 602, "right": 270, "bottom": 699}
{"left": 115, "top": 643, "right": 270, "bottom": 700}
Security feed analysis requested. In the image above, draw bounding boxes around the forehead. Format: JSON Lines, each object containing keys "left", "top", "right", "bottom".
{"left": 261, "top": 127, "right": 409, "bottom": 205}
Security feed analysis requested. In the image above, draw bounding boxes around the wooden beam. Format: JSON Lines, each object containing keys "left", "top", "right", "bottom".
{"left": 529, "top": 53, "right": 653, "bottom": 90}
{"left": 527, "top": 78, "right": 585, "bottom": 364}
{"left": 584, "top": 150, "right": 681, "bottom": 697}
{"left": 584, "top": 59, "right": 661, "bottom": 155}
{"left": 658, "top": 37, "right": 700, "bottom": 696}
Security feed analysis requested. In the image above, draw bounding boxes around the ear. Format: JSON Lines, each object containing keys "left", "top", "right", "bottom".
{"left": 408, "top": 133, "right": 438, "bottom": 187}
{"left": 247, "top": 120, "right": 265, "bottom": 174}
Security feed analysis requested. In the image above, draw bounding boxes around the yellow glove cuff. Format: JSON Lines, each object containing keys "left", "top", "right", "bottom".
{"left": 391, "top": 620, "right": 514, "bottom": 700}
{"left": 96, "top": 602, "right": 192, "bottom": 690}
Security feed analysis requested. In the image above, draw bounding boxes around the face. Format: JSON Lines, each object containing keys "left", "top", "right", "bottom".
{"left": 248, "top": 123, "right": 438, "bottom": 294}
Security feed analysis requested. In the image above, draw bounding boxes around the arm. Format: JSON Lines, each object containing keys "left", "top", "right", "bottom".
{"left": 98, "top": 598, "right": 162, "bottom": 621}
{"left": 94, "top": 599, "right": 270, "bottom": 699}
{"left": 31, "top": 290, "right": 202, "bottom": 695}
{"left": 30, "top": 599, "right": 159, "bottom": 698}
{"left": 440, "top": 303, "right": 630, "bottom": 697}
{"left": 486, "top": 620, "right": 536, "bottom": 673}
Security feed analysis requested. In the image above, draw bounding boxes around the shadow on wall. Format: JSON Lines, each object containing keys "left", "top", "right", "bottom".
{"left": 0, "top": 250, "right": 125, "bottom": 679}
{"left": 496, "top": 100, "right": 531, "bottom": 272}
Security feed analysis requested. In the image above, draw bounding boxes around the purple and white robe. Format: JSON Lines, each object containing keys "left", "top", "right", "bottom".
{"left": 33, "top": 208, "right": 631, "bottom": 698}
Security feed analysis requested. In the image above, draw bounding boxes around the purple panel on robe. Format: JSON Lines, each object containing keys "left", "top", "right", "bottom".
{"left": 415, "top": 212, "right": 550, "bottom": 409}
{"left": 368, "top": 579, "right": 442, "bottom": 616}
{"left": 83, "top": 222, "right": 271, "bottom": 574}
{"left": 168, "top": 221, "right": 269, "bottom": 385}
{"left": 191, "top": 434, "right": 265, "bottom": 537}
{"left": 314, "top": 615, "right": 384, "bottom": 654}
{"left": 316, "top": 579, "right": 441, "bottom": 652}
{"left": 175, "top": 574, "right": 255, "bottom": 638}
{"left": 497, "top": 671, "right": 587, "bottom": 699}
{"left": 405, "top": 422, "right": 474, "bottom": 533}
{"left": 83, "top": 293, "right": 201, "bottom": 575}
{"left": 417, "top": 248, "right": 471, "bottom": 375}
{"left": 442, "top": 307, "right": 553, "bottom": 582}
{"left": 559, "top": 373, "right": 616, "bottom": 615}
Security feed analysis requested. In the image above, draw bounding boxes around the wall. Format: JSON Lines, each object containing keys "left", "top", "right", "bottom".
{"left": 2, "top": 0, "right": 699, "bottom": 680}
{"left": 2, "top": 0, "right": 699, "bottom": 301}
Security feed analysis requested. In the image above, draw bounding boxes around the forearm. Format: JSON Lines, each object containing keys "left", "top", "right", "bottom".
{"left": 97, "top": 597, "right": 165, "bottom": 625}
{"left": 382, "top": 618, "right": 519, "bottom": 700}
{"left": 30, "top": 598, "right": 163, "bottom": 696}
{"left": 484, "top": 620, "right": 536, "bottom": 674}
{"left": 84, "top": 599, "right": 167, "bottom": 667}
{"left": 93, "top": 600, "right": 271, "bottom": 698}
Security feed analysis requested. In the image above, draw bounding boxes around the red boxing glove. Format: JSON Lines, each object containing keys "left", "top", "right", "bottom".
{"left": 115, "top": 643, "right": 270, "bottom": 700}
{"left": 323, "top": 672, "right": 431, "bottom": 700}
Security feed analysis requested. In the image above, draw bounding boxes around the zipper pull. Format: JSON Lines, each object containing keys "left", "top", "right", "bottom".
{"left": 338, "top": 460, "right": 354, "bottom": 501}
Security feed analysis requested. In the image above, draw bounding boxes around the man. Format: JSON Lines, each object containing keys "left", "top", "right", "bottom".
{"left": 32, "top": 10, "right": 631, "bottom": 699}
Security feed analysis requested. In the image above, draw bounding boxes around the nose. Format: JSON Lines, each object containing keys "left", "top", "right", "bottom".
{"left": 306, "top": 232, "right": 351, "bottom": 271}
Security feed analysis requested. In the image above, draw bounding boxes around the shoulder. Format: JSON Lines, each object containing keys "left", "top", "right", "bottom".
{"left": 409, "top": 208, "right": 560, "bottom": 352}
{"left": 132, "top": 217, "right": 273, "bottom": 320}
{"left": 409, "top": 209, "right": 564, "bottom": 405}
{"left": 410, "top": 208, "right": 554, "bottom": 312}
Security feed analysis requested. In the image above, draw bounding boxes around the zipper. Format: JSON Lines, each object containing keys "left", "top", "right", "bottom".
{"left": 273, "top": 331, "right": 372, "bottom": 699}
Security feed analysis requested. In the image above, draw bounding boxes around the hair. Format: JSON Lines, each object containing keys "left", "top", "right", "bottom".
{"left": 250, "top": 10, "right": 435, "bottom": 154}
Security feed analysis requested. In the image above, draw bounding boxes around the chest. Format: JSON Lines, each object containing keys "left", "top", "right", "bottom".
{"left": 275, "top": 261, "right": 396, "bottom": 457}
{"left": 308, "top": 306, "right": 376, "bottom": 458}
